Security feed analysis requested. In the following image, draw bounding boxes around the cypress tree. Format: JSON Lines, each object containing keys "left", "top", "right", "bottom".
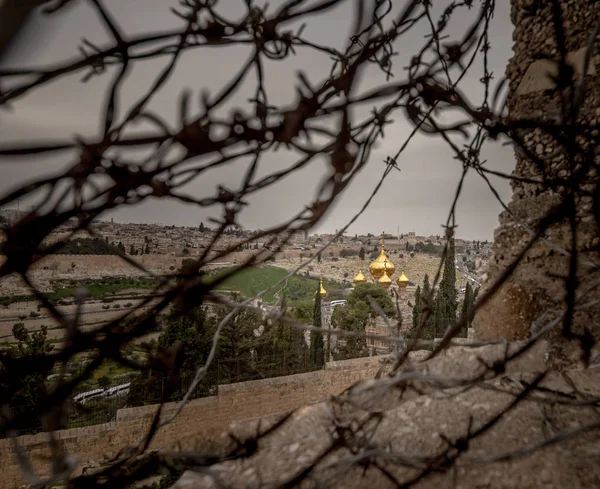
{"left": 422, "top": 274, "right": 431, "bottom": 301}
{"left": 437, "top": 238, "right": 457, "bottom": 336}
{"left": 412, "top": 285, "right": 421, "bottom": 333}
{"left": 358, "top": 246, "right": 365, "bottom": 261}
{"left": 420, "top": 274, "right": 436, "bottom": 339}
{"left": 466, "top": 283, "right": 475, "bottom": 329}
{"left": 460, "top": 282, "right": 471, "bottom": 318}
{"left": 309, "top": 288, "right": 324, "bottom": 368}
{"left": 257, "top": 289, "right": 308, "bottom": 375}
{"left": 459, "top": 282, "right": 473, "bottom": 337}
{"left": 432, "top": 292, "right": 443, "bottom": 339}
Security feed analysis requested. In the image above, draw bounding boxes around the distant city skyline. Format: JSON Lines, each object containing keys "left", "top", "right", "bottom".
{"left": 0, "top": 203, "right": 495, "bottom": 241}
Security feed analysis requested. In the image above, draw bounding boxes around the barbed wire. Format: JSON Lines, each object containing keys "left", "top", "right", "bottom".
{"left": 1, "top": 0, "right": 599, "bottom": 487}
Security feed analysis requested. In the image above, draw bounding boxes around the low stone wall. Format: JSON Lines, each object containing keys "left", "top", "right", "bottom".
{"left": 0, "top": 356, "right": 386, "bottom": 489}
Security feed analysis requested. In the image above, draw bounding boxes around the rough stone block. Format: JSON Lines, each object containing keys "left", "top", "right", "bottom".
{"left": 516, "top": 47, "right": 597, "bottom": 96}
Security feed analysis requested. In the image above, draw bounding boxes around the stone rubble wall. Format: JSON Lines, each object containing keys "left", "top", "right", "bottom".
{"left": 0, "top": 355, "right": 388, "bottom": 489}
{"left": 474, "top": 0, "right": 600, "bottom": 363}
{"left": 173, "top": 340, "right": 600, "bottom": 489}
{"left": 0, "top": 254, "right": 186, "bottom": 296}
{"left": 0, "top": 252, "right": 254, "bottom": 297}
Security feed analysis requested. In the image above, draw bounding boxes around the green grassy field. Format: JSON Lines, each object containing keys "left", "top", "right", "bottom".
{"left": 210, "top": 266, "right": 345, "bottom": 304}
{"left": 0, "top": 267, "right": 343, "bottom": 307}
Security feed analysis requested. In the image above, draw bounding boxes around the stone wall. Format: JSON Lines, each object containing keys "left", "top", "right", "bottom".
{"left": 0, "top": 254, "right": 187, "bottom": 296}
{"left": 474, "top": 0, "right": 600, "bottom": 365}
{"left": 0, "top": 251, "right": 268, "bottom": 296}
{"left": 0, "top": 356, "right": 385, "bottom": 489}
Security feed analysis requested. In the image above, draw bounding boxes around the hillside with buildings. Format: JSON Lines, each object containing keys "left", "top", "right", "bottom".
{"left": 0, "top": 213, "right": 485, "bottom": 420}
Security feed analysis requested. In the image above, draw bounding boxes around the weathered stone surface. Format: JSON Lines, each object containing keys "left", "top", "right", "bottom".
{"left": 474, "top": 283, "right": 543, "bottom": 341}
{"left": 473, "top": 0, "right": 600, "bottom": 364}
{"left": 173, "top": 342, "right": 600, "bottom": 489}
{"left": 516, "top": 47, "right": 597, "bottom": 96}
{"left": 0, "top": 357, "right": 387, "bottom": 489}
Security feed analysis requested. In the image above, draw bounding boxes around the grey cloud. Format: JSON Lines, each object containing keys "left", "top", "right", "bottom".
{"left": 0, "top": 0, "right": 515, "bottom": 240}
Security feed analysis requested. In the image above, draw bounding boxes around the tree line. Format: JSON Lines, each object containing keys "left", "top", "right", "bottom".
{"left": 45, "top": 237, "right": 120, "bottom": 255}
{"left": 127, "top": 289, "right": 325, "bottom": 406}
{"left": 3, "top": 278, "right": 399, "bottom": 435}
{"left": 43, "top": 237, "right": 151, "bottom": 256}
{"left": 123, "top": 281, "right": 396, "bottom": 407}
{"left": 410, "top": 239, "right": 479, "bottom": 340}
{"left": 130, "top": 279, "right": 406, "bottom": 410}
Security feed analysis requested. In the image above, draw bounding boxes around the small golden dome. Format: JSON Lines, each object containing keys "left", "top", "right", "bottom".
{"left": 378, "top": 270, "right": 392, "bottom": 289}
{"left": 353, "top": 259, "right": 368, "bottom": 285}
{"left": 353, "top": 269, "right": 367, "bottom": 285}
{"left": 396, "top": 270, "right": 409, "bottom": 288}
{"left": 319, "top": 276, "right": 327, "bottom": 296}
{"left": 369, "top": 232, "right": 395, "bottom": 281}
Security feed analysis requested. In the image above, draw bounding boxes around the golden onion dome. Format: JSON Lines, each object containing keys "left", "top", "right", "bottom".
{"left": 353, "top": 269, "right": 367, "bottom": 285}
{"left": 319, "top": 277, "right": 327, "bottom": 296}
{"left": 369, "top": 232, "right": 395, "bottom": 280}
{"left": 378, "top": 269, "right": 392, "bottom": 289}
{"left": 396, "top": 270, "right": 409, "bottom": 288}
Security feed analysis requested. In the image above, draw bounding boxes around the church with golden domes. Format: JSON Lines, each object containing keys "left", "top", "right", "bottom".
{"left": 320, "top": 233, "right": 413, "bottom": 357}
{"left": 353, "top": 232, "right": 410, "bottom": 293}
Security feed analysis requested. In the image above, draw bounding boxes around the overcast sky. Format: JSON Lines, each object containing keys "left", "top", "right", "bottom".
{"left": 0, "top": 0, "right": 515, "bottom": 240}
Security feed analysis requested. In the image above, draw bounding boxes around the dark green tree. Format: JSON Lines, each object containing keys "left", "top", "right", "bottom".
{"left": 289, "top": 299, "right": 313, "bottom": 325}
{"left": 256, "top": 290, "right": 308, "bottom": 375}
{"left": 330, "top": 283, "right": 394, "bottom": 359}
{"left": 317, "top": 252, "right": 322, "bottom": 264}
{"left": 199, "top": 222, "right": 205, "bottom": 232}
{"left": 347, "top": 283, "right": 396, "bottom": 319}
{"left": 358, "top": 246, "right": 365, "bottom": 261}
{"left": 48, "top": 237, "right": 120, "bottom": 255}
{"left": 435, "top": 238, "right": 457, "bottom": 336}
{"left": 127, "top": 304, "right": 218, "bottom": 405}
{"left": 211, "top": 294, "right": 264, "bottom": 381}
{"left": 331, "top": 301, "right": 370, "bottom": 360}
{"left": 419, "top": 274, "right": 436, "bottom": 340}
{"left": 309, "top": 288, "right": 324, "bottom": 368}
{"left": 157, "top": 305, "right": 216, "bottom": 374}
{"left": 1, "top": 324, "right": 54, "bottom": 433}
{"left": 411, "top": 285, "right": 421, "bottom": 332}
{"left": 432, "top": 292, "right": 443, "bottom": 338}
{"left": 98, "top": 375, "right": 111, "bottom": 390}
{"left": 422, "top": 273, "right": 431, "bottom": 301}
{"left": 118, "top": 241, "right": 125, "bottom": 253}
{"left": 459, "top": 282, "right": 474, "bottom": 337}
{"left": 130, "top": 291, "right": 279, "bottom": 406}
